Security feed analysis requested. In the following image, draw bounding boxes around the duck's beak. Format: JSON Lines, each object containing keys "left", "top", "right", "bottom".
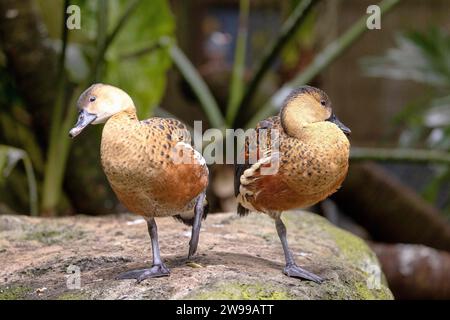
{"left": 327, "top": 113, "right": 351, "bottom": 136}
{"left": 69, "top": 110, "right": 97, "bottom": 138}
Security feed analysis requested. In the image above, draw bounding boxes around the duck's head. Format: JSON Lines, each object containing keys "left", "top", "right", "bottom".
{"left": 280, "top": 86, "right": 351, "bottom": 137}
{"left": 69, "top": 83, "right": 135, "bottom": 138}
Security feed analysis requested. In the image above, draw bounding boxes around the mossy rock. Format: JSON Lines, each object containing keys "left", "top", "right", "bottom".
{"left": 187, "top": 282, "right": 293, "bottom": 300}
{"left": 0, "top": 286, "right": 31, "bottom": 300}
{"left": 23, "top": 225, "right": 85, "bottom": 245}
{"left": 180, "top": 212, "right": 392, "bottom": 300}
{"left": 0, "top": 212, "right": 393, "bottom": 300}
{"left": 57, "top": 291, "right": 89, "bottom": 300}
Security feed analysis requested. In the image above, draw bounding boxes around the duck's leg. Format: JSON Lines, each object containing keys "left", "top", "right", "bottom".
{"left": 275, "top": 217, "right": 323, "bottom": 283}
{"left": 188, "top": 191, "right": 207, "bottom": 259}
{"left": 117, "top": 218, "right": 170, "bottom": 282}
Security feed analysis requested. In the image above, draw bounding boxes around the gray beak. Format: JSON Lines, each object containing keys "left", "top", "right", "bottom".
{"left": 69, "top": 110, "right": 97, "bottom": 138}
{"left": 327, "top": 113, "right": 351, "bottom": 136}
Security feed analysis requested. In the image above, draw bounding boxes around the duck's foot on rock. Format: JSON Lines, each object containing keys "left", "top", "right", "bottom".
{"left": 283, "top": 263, "right": 323, "bottom": 283}
{"left": 116, "top": 264, "right": 170, "bottom": 283}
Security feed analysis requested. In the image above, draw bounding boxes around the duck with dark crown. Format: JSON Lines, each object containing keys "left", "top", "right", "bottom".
{"left": 69, "top": 83, "right": 209, "bottom": 282}
{"left": 235, "top": 86, "right": 351, "bottom": 283}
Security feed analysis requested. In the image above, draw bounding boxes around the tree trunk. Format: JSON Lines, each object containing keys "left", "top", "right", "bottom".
{"left": 333, "top": 162, "right": 450, "bottom": 251}
{"left": 372, "top": 243, "right": 450, "bottom": 299}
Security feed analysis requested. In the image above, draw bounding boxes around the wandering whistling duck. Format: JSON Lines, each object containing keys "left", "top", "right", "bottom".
{"left": 69, "top": 83, "right": 209, "bottom": 282}
{"left": 234, "top": 86, "right": 350, "bottom": 283}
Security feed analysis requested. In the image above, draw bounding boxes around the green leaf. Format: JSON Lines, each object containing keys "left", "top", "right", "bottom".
{"left": 0, "top": 145, "right": 38, "bottom": 216}
{"left": 362, "top": 28, "right": 450, "bottom": 153}
{"left": 104, "top": 0, "right": 175, "bottom": 118}
{"left": 362, "top": 28, "right": 450, "bottom": 87}
{"left": 421, "top": 166, "right": 450, "bottom": 205}
{"left": 226, "top": 0, "right": 250, "bottom": 126}
{"left": 166, "top": 41, "right": 225, "bottom": 129}
{"left": 239, "top": 0, "right": 319, "bottom": 127}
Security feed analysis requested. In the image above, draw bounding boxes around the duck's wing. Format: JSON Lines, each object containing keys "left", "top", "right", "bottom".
{"left": 234, "top": 116, "right": 282, "bottom": 215}
{"left": 141, "top": 117, "right": 191, "bottom": 143}
{"left": 141, "top": 117, "right": 207, "bottom": 171}
{"left": 234, "top": 116, "right": 281, "bottom": 195}
{"left": 141, "top": 117, "right": 209, "bottom": 225}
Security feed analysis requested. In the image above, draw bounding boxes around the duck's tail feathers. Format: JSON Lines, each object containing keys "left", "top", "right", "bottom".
{"left": 173, "top": 200, "right": 209, "bottom": 226}
{"left": 237, "top": 203, "right": 249, "bottom": 216}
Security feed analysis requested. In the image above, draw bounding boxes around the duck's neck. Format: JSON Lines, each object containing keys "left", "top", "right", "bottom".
{"left": 102, "top": 108, "right": 139, "bottom": 143}
{"left": 280, "top": 105, "right": 309, "bottom": 140}
{"left": 101, "top": 108, "right": 140, "bottom": 166}
{"left": 109, "top": 108, "right": 139, "bottom": 123}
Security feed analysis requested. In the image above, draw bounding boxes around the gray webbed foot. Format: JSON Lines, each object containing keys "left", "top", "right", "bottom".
{"left": 283, "top": 263, "right": 323, "bottom": 283}
{"left": 117, "top": 264, "right": 170, "bottom": 283}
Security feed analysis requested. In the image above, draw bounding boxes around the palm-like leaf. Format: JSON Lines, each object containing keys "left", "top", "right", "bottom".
{"left": 0, "top": 145, "right": 38, "bottom": 216}
{"left": 362, "top": 29, "right": 450, "bottom": 150}
{"left": 361, "top": 28, "right": 450, "bottom": 214}
{"left": 362, "top": 29, "right": 450, "bottom": 87}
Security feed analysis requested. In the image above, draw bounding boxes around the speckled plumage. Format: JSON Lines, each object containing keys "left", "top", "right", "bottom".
{"left": 235, "top": 86, "right": 351, "bottom": 283}
{"left": 101, "top": 109, "right": 208, "bottom": 218}
{"left": 69, "top": 83, "right": 209, "bottom": 281}
{"left": 235, "top": 87, "right": 350, "bottom": 217}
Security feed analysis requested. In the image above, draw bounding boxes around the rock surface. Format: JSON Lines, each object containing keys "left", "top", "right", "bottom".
{"left": 0, "top": 212, "right": 393, "bottom": 300}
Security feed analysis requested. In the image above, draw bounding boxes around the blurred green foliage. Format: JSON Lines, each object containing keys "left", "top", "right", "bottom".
{"left": 1, "top": 0, "right": 175, "bottom": 215}
{"left": 38, "top": 0, "right": 174, "bottom": 117}
{"left": 363, "top": 28, "right": 450, "bottom": 149}
{"left": 52, "top": 0, "right": 175, "bottom": 118}
{"left": 0, "top": 0, "right": 403, "bottom": 215}
{"left": 362, "top": 28, "right": 450, "bottom": 214}
{"left": 0, "top": 145, "right": 38, "bottom": 215}
{"left": 104, "top": 0, "right": 174, "bottom": 118}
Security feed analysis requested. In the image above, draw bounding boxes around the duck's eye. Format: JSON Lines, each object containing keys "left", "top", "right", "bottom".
{"left": 89, "top": 96, "right": 96, "bottom": 102}
{"left": 320, "top": 100, "right": 326, "bottom": 106}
